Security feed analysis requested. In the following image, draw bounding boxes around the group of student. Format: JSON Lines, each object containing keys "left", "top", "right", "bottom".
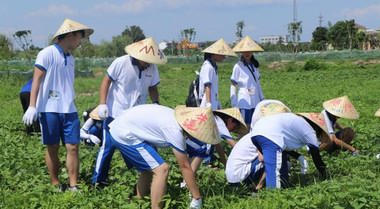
{"left": 20, "top": 18, "right": 361, "bottom": 209}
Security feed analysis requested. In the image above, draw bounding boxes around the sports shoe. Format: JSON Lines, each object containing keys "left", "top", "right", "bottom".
{"left": 54, "top": 184, "right": 68, "bottom": 192}
{"left": 351, "top": 150, "right": 359, "bottom": 156}
{"left": 68, "top": 185, "right": 80, "bottom": 192}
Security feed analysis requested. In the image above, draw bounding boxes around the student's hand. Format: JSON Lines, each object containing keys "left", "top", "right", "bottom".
{"left": 189, "top": 197, "right": 202, "bottom": 209}
{"left": 89, "top": 135, "right": 101, "bottom": 145}
{"left": 97, "top": 104, "right": 108, "bottom": 120}
{"left": 22, "top": 106, "right": 37, "bottom": 125}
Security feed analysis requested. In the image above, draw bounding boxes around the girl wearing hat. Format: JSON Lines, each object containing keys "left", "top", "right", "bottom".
{"left": 108, "top": 104, "right": 219, "bottom": 209}
{"left": 22, "top": 18, "right": 94, "bottom": 191}
{"left": 321, "top": 96, "right": 359, "bottom": 155}
{"left": 80, "top": 107, "right": 103, "bottom": 146}
{"left": 251, "top": 113, "right": 328, "bottom": 189}
{"left": 231, "top": 36, "right": 265, "bottom": 128}
{"left": 92, "top": 37, "right": 167, "bottom": 186}
{"left": 199, "top": 39, "right": 237, "bottom": 110}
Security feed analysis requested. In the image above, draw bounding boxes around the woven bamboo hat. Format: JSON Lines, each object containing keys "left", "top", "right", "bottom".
{"left": 297, "top": 113, "right": 330, "bottom": 142}
{"left": 233, "top": 36, "right": 264, "bottom": 52}
{"left": 213, "top": 108, "right": 248, "bottom": 134}
{"left": 89, "top": 106, "right": 101, "bottom": 121}
{"left": 175, "top": 106, "right": 221, "bottom": 145}
{"left": 125, "top": 37, "right": 167, "bottom": 64}
{"left": 322, "top": 96, "right": 359, "bottom": 120}
{"left": 375, "top": 108, "right": 380, "bottom": 117}
{"left": 52, "top": 18, "right": 94, "bottom": 43}
{"left": 202, "top": 39, "right": 237, "bottom": 57}
{"left": 257, "top": 100, "right": 291, "bottom": 118}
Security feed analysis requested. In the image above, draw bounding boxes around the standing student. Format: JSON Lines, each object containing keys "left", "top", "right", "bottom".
{"left": 321, "top": 96, "right": 359, "bottom": 155}
{"left": 230, "top": 36, "right": 265, "bottom": 127}
{"left": 251, "top": 113, "right": 328, "bottom": 189}
{"left": 22, "top": 18, "right": 93, "bottom": 191}
{"left": 199, "top": 38, "right": 236, "bottom": 110}
{"left": 108, "top": 105, "right": 220, "bottom": 209}
{"left": 92, "top": 37, "right": 167, "bottom": 186}
{"left": 20, "top": 79, "right": 40, "bottom": 135}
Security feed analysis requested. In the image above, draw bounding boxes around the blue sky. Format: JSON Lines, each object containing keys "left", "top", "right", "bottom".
{"left": 1, "top": 0, "right": 380, "bottom": 48}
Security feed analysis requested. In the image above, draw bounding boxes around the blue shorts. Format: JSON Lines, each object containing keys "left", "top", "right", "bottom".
{"left": 186, "top": 137, "right": 214, "bottom": 159}
{"left": 240, "top": 108, "right": 255, "bottom": 125}
{"left": 39, "top": 112, "right": 80, "bottom": 145}
{"left": 112, "top": 139, "right": 165, "bottom": 172}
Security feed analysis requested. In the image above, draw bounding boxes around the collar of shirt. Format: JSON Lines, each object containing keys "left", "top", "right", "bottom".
{"left": 54, "top": 44, "right": 70, "bottom": 57}
{"left": 131, "top": 57, "right": 150, "bottom": 71}
{"left": 241, "top": 57, "right": 254, "bottom": 69}
{"left": 206, "top": 58, "right": 218, "bottom": 74}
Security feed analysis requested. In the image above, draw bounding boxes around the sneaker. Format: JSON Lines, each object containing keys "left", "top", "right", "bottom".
{"left": 93, "top": 181, "right": 110, "bottom": 188}
{"left": 54, "top": 184, "right": 68, "bottom": 192}
{"left": 68, "top": 185, "right": 80, "bottom": 192}
{"left": 351, "top": 150, "right": 359, "bottom": 156}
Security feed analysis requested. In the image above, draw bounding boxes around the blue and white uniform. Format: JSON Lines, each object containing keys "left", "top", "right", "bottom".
{"left": 250, "top": 113, "right": 320, "bottom": 189}
{"left": 35, "top": 44, "right": 80, "bottom": 145}
{"left": 231, "top": 59, "right": 264, "bottom": 124}
{"left": 92, "top": 55, "right": 160, "bottom": 184}
{"left": 109, "top": 104, "right": 185, "bottom": 171}
{"left": 199, "top": 59, "right": 221, "bottom": 110}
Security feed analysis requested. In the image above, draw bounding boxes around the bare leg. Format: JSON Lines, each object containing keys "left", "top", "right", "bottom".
{"left": 190, "top": 157, "right": 203, "bottom": 174}
{"left": 45, "top": 144, "right": 60, "bottom": 185}
{"left": 151, "top": 163, "right": 170, "bottom": 209}
{"left": 66, "top": 144, "right": 79, "bottom": 187}
{"left": 136, "top": 171, "right": 153, "bottom": 198}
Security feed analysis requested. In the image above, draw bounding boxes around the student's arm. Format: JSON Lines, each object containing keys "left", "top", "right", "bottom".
{"left": 148, "top": 85, "right": 159, "bottom": 104}
{"left": 226, "top": 139, "right": 237, "bottom": 147}
{"left": 205, "top": 85, "right": 211, "bottom": 104}
{"left": 29, "top": 67, "right": 45, "bottom": 107}
{"left": 172, "top": 148, "right": 201, "bottom": 199}
{"left": 308, "top": 145, "right": 327, "bottom": 179}
{"left": 99, "top": 75, "right": 112, "bottom": 104}
{"left": 214, "top": 143, "right": 227, "bottom": 167}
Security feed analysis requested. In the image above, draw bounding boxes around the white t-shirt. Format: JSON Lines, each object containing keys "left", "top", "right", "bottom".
{"left": 225, "top": 134, "right": 259, "bottom": 183}
{"left": 230, "top": 60, "right": 264, "bottom": 109}
{"left": 251, "top": 113, "right": 319, "bottom": 151}
{"left": 199, "top": 60, "right": 220, "bottom": 110}
{"left": 322, "top": 110, "right": 335, "bottom": 136}
{"left": 106, "top": 55, "right": 160, "bottom": 118}
{"left": 35, "top": 44, "right": 76, "bottom": 113}
{"left": 250, "top": 99, "right": 289, "bottom": 129}
{"left": 109, "top": 104, "right": 186, "bottom": 152}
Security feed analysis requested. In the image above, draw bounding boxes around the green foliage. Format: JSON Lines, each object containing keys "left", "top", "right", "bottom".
{"left": 303, "top": 59, "right": 326, "bottom": 71}
{"left": 1, "top": 60, "right": 380, "bottom": 208}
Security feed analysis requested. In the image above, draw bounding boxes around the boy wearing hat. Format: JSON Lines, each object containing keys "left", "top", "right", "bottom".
{"left": 108, "top": 104, "right": 219, "bottom": 209}
{"left": 22, "top": 19, "right": 94, "bottom": 191}
{"left": 80, "top": 107, "right": 102, "bottom": 146}
{"left": 231, "top": 36, "right": 265, "bottom": 127}
{"left": 92, "top": 37, "right": 167, "bottom": 186}
{"left": 251, "top": 113, "right": 328, "bottom": 189}
{"left": 321, "top": 96, "right": 359, "bottom": 155}
{"left": 199, "top": 38, "right": 237, "bottom": 110}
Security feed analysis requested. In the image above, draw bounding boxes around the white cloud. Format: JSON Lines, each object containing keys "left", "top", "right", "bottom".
{"left": 90, "top": 0, "right": 154, "bottom": 15}
{"left": 28, "top": 4, "right": 77, "bottom": 17}
{"left": 342, "top": 3, "right": 380, "bottom": 19}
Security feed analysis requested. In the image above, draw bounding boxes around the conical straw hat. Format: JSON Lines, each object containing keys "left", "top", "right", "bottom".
{"left": 89, "top": 106, "right": 101, "bottom": 121}
{"left": 202, "top": 38, "right": 237, "bottom": 57}
{"left": 322, "top": 96, "right": 359, "bottom": 120}
{"left": 233, "top": 36, "right": 264, "bottom": 52}
{"left": 257, "top": 100, "right": 291, "bottom": 118}
{"left": 375, "top": 108, "right": 380, "bottom": 117}
{"left": 125, "top": 37, "right": 167, "bottom": 64}
{"left": 52, "top": 18, "right": 94, "bottom": 43}
{"left": 297, "top": 113, "right": 331, "bottom": 143}
{"left": 175, "top": 106, "right": 221, "bottom": 145}
{"left": 213, "top": 108, "right": 248, "bottom": 134}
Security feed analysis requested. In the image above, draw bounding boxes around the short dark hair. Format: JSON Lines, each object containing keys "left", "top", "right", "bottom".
{"left": 57, "top": 30, "right": 85, "bottom": 41}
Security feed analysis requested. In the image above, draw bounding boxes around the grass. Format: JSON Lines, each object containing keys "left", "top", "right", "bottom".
{"left": 0, "top": 60, "right": 380, "bottom": 208}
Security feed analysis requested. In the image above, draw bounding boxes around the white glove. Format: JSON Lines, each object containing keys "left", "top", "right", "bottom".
{"left": 97, "top": 104, "right": 108, "bottom": 120}
{"left": 206, "top": 102, "right": 212, "bottom": 108}
{"left": 189, "top": 197, "right": 202, "bottom": 209}
{"left": 230, "top": 85, "right": 237, "bottom": 107}
{"left": 89, "top": 134, "right": 101, "bottom": 145}
{"left": 298, "top": 155, "right": 308, "bottom": 174}
{"left": 22, "top": 106, "right": 37, "bottom": 126}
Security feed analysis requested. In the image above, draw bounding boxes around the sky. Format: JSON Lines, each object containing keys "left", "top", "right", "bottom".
{"left": 1, "top": 0, "right": 380, "bottom": 48}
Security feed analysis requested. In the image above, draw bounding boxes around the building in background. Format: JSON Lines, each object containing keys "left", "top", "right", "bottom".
{"left": 260, "top": 35, "right": 290, "bottom": 45}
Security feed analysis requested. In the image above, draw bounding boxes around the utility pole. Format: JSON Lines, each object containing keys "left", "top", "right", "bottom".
{"left": 319, "top": 13, "right": 323, "bottom": 27}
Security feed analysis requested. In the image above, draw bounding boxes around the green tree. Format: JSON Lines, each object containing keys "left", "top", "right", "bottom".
{"left": 311, "top": 26, "right": 328, "bottom": 51}
{"left": 0, "top": 34, "right": 14, "bottom": 60}
{"left": 122, "top": 25, "right": 146, "bottom": 42}
{"left": 288, "top": 21, "right": 302, "bottom": 52}
{"left": 13, "top": 30, "right": 34, "bottom": 63}
{"left": 236, "top": 21, "right": 245, "bottom": 41}
{"left": 327, "top": 20, "right": 358, "bottom": 50}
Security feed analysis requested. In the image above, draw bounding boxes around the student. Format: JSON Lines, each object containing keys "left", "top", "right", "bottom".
{"left": 251, "top": 113, "right": 328, "bottom": 189}
{"left": 80, "top": 107, "right": 102, "bottom": 146}
{"left": 20, "top": 79, "right": 40, "bottom": 135}
{"left": 22, "top": 18, "right": 93, "bottom": 191}
{"left": 92, "top": 37, "right": 167, "bottom": 186}
{"left": 321, "top": 96, "right": 359, "bottom": 155}
{"left": 108, "top": 104, "right": 220, "bottom": 209}
{"left": 182, "top": 108, "right": 247, "bottom": 187}
{"left": 225, "top": 133, "right": 265, "bottom": 191}
{"left": 199, "top": 39, "right": 236, "bottom": 110}
{"left": 230, "top": 36, "right": 265, "bottom": 127}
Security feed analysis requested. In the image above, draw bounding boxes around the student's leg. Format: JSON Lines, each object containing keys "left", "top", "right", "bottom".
{"left": 190, "top": 157, "right": 203, "bottom": 174}
{"left": 280, "top": 151, "right": 289, "bottom": 188}
{"left": 45, "top": 144, "right": 60, "bottom": 185}
{"left": 334, "top": 128, "right": 356, "bottom": 152}
{"left": 136, "top": 171, "right": 153, "bottom": 198}
{"left": 150, "top": 163, "right": 170, "bottom": 209}
{"left": 62, "top": 113, "right": 81, "bottom": 187}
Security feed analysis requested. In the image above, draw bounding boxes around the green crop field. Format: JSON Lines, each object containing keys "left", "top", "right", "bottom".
{"left": 1, "top": 59, "right": 380, "bottom": 209}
